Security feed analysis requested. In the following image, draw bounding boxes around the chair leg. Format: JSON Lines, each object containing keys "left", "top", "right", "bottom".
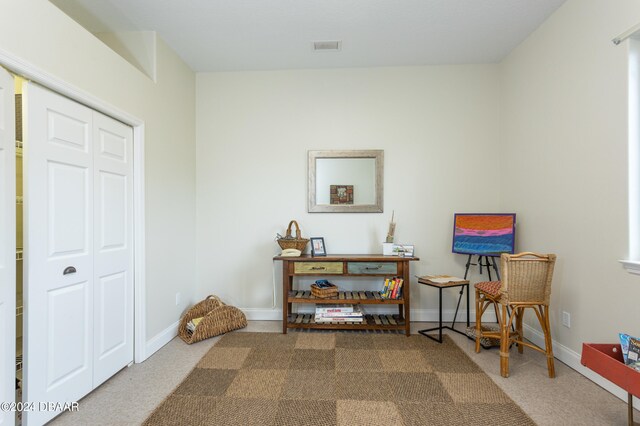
{"left": 475, "top": 289, "right": 481, "bottom": 353}
{"left": 516, "top": 307, "right": 524, "bottom": 354}
{"left": 541, "top": 305, "right": 555, "bottom": 378}
{"left": 500, "top": 304, "right": 510, "bottom": 377}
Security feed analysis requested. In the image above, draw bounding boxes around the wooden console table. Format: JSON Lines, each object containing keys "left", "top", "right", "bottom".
{"left": 273, "top": 254, "right": 419, "bottom": 336}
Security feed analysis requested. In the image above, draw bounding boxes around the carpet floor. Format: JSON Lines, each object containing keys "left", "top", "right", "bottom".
{"left": 143, "top": 331, "right": 534, "bottom": 426}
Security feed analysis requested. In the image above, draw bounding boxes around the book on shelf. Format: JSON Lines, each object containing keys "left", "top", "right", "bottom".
{"left": 384, "top": 279, "right": 394, "bottom": 299}
{"left": 314, "top": 304, "right": 363, "bottom": 322}
{"left": 380, "top": 277, "right": 403, "bottom": 299}
{"left": 382, "top": 278, "right": 391, "bottom": 297}
{"left": 314, "top": 315, "right": 364, "bottom": 323}
{"left": 315, "top": 304, "right": 355, "bottom": 314}
{"left": 382, "top": 279, "right": 395, "bottom": 299}
{"left": 315, "top": 311, "right": 363, "bottom": 318}
{"left": 394, "top": 279, "right": 403, "bottom": 299}
{"left": 315, "top": 305, "right": 362, "bottom": 317}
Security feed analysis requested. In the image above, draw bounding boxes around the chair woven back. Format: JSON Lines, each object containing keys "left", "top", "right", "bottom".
{"left": 499, "top": 252, "right": 556, "bottom": 305}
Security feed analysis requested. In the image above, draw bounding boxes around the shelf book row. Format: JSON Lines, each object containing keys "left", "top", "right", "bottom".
{"left": 380, "top": 277, "right": 403, "bottom": 299}
{"left": 314, "top": 304, "right": 363, "bottom": 323}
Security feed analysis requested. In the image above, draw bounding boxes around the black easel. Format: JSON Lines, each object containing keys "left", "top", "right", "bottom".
{"left": 463, "top": 254, "right": 500, "bottom": 281}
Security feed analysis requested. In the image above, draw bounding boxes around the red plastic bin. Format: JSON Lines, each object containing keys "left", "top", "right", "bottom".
{"left": 581, "top": 343, "right": 640, "bottom": 396}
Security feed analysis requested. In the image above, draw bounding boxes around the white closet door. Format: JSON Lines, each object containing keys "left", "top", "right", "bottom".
{"left": 92, "top": 111, "right": 133, "bottom": 386}
{"left": 0, "top": 68, "right": 16, "bottom": 426}
{"left": 24, "top": 83, "right": 94, "bottom": 426}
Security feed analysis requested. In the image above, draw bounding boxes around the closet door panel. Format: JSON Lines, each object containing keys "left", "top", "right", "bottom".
{"left": 99, "top": 172, "right": 126, "bottom": 249}
{"left": 0, "top": 67, "right": 15, "bottom": 426}
{"left": 47, "top": 110, "right": 90, "bottom": 152}
{"left": 92, "top": 112, "right": 133, "bottom": 387}
{"left": 48, "top": 161, "right": 89, "bottom": 256}
{"left": 95, "top": 272, "right": 127, "bottom": 357}
{"left": 24, "top": 83, "right": 93, "bottom": 426}
{"left": 45, "top": 281, "right": 91, "bottom": 385}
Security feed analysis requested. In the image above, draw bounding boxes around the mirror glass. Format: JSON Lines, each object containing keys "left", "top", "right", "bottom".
{"left": 308, "top": 150, "right": 383, "bottom": 213}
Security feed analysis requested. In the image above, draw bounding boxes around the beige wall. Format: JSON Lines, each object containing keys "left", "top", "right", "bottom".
{"left": 500, "top": 0, "right": 640, "bottom": 351}
{"left": 195, "top": 66, "right": 501, "bottom": 316}
{"left": 0, "top": 0, "right": 197, "bottom": 341}
{"left": 6, "top": 0, "right": 637, "bottom": 363}
{"left": 196, "top": 0, "right": 640, "bottom": 355}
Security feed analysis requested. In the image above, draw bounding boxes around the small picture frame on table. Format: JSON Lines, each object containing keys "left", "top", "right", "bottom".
{"left": 392, "top": 244, "right": 414, "bottom": 257}
{"left": 310, "top": 237, "right": 327, "bottom": 257}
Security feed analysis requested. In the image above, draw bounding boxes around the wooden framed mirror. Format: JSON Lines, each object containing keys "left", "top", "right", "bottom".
{"left": 308, "top": 150, "right": 383, "bottom": 213}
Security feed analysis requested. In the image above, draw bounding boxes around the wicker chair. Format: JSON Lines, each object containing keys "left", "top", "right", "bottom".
{"left": 474, "top": 252, "right": 557, "bottom": 378}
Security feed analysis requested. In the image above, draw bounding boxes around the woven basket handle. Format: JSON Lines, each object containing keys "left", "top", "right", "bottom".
{"left": 206, "top": 294, "right": 224, "bottom": 304}
{"left": 286, "top": 220, "right": 302, "bottom": 239}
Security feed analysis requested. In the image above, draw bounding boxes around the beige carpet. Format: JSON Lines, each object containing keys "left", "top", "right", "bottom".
{"left": 144, "top": 331, "right": 535, "bottom": 426}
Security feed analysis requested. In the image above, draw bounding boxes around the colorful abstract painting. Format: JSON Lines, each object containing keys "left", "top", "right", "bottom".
{"left": 452, "top": 213, "right": 516, "bottom": 256}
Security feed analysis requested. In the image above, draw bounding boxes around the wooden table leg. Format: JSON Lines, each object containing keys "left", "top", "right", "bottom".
{"left": 466, "top": 283, "right": 470, "bottom": 327}
{"left": 403, "top": 261, "right": 411, "bottom": 336}
{"left": 628, "top": 392, "right": 638, "bottom": 426}
{"left": 282, "top": 260, "right": 289, "bottom": 334}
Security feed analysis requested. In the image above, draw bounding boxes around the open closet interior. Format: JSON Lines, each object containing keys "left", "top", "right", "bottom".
{"left": 14, "top": 76, "right": 23, "bottom": 426}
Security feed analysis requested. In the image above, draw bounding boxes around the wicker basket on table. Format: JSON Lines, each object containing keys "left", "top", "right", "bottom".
{"left": 179, "top": 295, "right": 247, "bottom": 344}
{"left": 277, "top": 220, "right": 310, "bottom": 252}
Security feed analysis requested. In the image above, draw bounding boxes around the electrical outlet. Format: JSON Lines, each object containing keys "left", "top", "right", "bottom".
{"left": 561, "top": 311, "right": 571, "bottom": 328}
{"left": 175, "top": 292, "right": 181, "bottom": 306}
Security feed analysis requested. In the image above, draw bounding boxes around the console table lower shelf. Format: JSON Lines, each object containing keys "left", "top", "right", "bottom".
{"left": 288, "top": 313, "right": 405, "bottom": 331}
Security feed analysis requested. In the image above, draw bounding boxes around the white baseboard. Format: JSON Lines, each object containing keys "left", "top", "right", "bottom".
{"left": 144, "top": 320, "right": 180, "bottom": 360}
{"left": 524, "top": 324, "right": 639, "bottom": 410}
{"left": 242, "top": 308, "right": 283, "bottom": 321}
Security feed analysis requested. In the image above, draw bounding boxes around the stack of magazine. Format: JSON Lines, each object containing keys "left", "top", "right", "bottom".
{"left": 186, "top": 316, "right": 203, "bottom": 334}
{"left": 314, "top": 304, "right": 363, "bottom": 323}
{"left": 619, "top": 333, "right": 640, "bottom": 371}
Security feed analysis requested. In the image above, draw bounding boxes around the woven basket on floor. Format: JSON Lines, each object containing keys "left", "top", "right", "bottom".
{"left": 466, "top": 325, "right": 501, "bottom": 349}
{"left": 179, "top": 295, "right": 247, "bottom": 344}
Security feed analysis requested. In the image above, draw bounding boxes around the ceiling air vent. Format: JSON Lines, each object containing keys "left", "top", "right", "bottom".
{"left": 313, "top": 40, "right": 342, "bottom": 52}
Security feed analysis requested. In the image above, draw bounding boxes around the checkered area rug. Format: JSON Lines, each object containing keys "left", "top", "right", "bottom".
{"left": 144, "top": 332, "right": 534, "bottom": 426}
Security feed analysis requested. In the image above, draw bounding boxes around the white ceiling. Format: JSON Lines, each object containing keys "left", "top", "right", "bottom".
{"left": 51, "top": 0, "right": 567, "bottom": 72}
